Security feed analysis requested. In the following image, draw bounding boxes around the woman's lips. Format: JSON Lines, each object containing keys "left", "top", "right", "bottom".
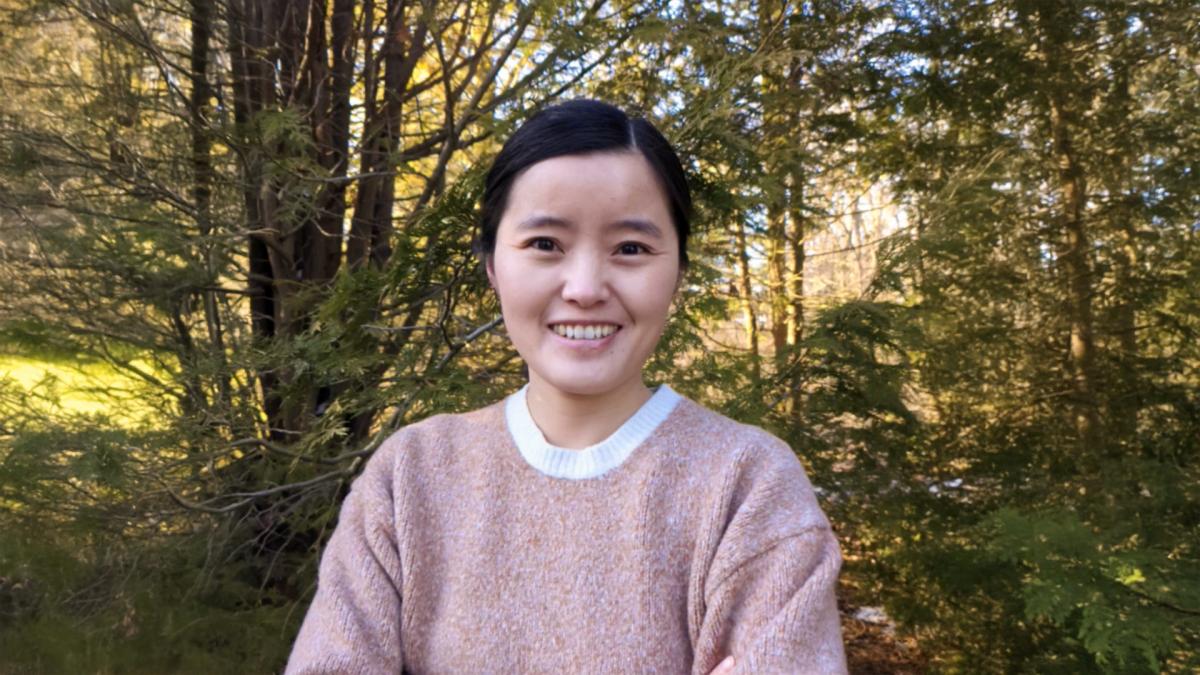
{"left": 546, "top": 325, "right": 621, "bottom": 351}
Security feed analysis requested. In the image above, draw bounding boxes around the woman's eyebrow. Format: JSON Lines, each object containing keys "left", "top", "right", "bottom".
{"left": 515, "top": 215, "right": 663, "bottom": 239}
{"left": 609, "top": 218, "right": 663, "bottom": 239}
{"left": 516, "top": 215, "right": 570, "bottom": 231}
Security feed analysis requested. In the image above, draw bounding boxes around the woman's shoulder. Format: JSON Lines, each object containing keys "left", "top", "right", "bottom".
{"left": 667, "top": 391, "right": 806, "bottom": 475}
{"left": 370, "top": 397, "right": 508, "bottom": 466}
{"left": 664, "top": 390, "right": 832, "bottom": 543}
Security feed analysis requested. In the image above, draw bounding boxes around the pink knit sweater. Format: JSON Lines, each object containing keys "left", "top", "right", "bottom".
{"left": 286, "top": 385, "right": 847, "bottom": 674}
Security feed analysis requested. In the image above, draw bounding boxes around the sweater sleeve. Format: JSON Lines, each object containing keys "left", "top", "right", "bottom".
{"left": 693, "top": 528, "right": 847, "bottom": 674}
{"left": 690, "top": 437, "right": 848, "bottom": 675}
{"left": 285, "top": 443, "right": 405, "bottom": 675}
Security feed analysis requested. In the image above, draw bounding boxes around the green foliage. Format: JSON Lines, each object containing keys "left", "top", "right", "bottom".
{"left": 1, "top": 0, "right": 1198, "bottom": 671}
{"left": 829, "top": 1, "right": 1200, "bottom": 670}
{"left": 981, "top": 508, "right": 1180, "bottom": 672}
{"left": 0, "top": 524, "right": 296, "bottom": 674}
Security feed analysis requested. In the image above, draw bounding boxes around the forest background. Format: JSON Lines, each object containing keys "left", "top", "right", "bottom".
{"left": 0, "top": 0, "right": 1197, "bottom": 672}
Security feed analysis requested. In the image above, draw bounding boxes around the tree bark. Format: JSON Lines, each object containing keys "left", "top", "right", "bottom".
{"left": 190, "top": 0, "right": 231, "bottom": 414}
{"left": 1103, "top": 29, "right": 1140, "bottom": 451}
{"left": 787, "top": 163, "right": 807, "bottom": 412}
{"left": 734, "top": 219, "right": 761, "bottom": 379}
{"left": 348, "top": 0, "right": 427, "bottom": 270}
{"left": 1037, "top": 2, "right": 1102, "bottom": 452}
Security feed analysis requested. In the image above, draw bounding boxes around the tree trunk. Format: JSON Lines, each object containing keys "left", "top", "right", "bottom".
{"left": 1037, "top": 2, "right": 1102, "bottom": 452}
{"left": 760, "top": 0, "right": 789, "bottom": 375}
{"left": 1052, "top": 98, "right": 1100, "bottom": 450}
{"left": 767, "top": 208, "right": 789, "bottom": 371}
{"left": 229, "top": 0, "right": 286, "bottom": 437}
{"left": 348, "top": 0, "right": 427, "bottom": 270}
{"left": 787, "top": 163, "right": 807, "bottom": 412}
{"left": 1102, "top": 17, "right": 1141, "bottom": 452}
{"left": 189, "top": 0, "right": 231, "bottom": 414}
{"left": 734, "top": 220, "right": 761, "bottom": 379}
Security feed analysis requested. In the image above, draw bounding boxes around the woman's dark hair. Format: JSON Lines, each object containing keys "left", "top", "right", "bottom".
{"left": 476, "top": 99, "right": 691, "bottom": 269}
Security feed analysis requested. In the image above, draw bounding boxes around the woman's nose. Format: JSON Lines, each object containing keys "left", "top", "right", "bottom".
{"left": 560, "top": 256, "right": 609, "bottom": 306}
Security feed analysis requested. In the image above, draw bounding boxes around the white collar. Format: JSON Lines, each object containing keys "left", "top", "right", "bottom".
{"left": 504, "top": 383, "right": 681, "bottom": 480}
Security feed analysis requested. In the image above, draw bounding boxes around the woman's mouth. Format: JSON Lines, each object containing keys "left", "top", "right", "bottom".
{"left": 547, "top": 323, "right": 622, "bottom": 349}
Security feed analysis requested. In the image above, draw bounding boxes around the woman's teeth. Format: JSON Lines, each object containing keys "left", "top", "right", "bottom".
{"left": 552, "top": 324, "right": 618, "bottom": 340}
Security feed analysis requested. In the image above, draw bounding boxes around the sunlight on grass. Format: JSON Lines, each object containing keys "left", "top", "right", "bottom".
{"left": 0, "top": 356, "right": 160, "bottom": 425}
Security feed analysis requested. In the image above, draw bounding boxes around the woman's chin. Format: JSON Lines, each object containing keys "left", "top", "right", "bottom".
{"left": 533, "top": 369, "right": 633, "bottom": 398}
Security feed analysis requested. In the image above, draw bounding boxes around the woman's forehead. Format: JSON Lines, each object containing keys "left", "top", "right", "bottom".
{"left": 501, "top": 152, "right": 674, "bottom": 231}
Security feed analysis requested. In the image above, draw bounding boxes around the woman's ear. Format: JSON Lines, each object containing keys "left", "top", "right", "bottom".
{"left": 668, "top": 266, "right": 686, "bottom": 312}
{"left": 485, "top": 254, "right": 499, "bottom": 301}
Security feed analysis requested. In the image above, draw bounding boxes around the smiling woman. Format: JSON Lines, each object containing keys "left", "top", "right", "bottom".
{"left": 285, "top": 100, "right": 848, "bottom": 674}
{"left": 488, "top": 151, "right": 683, "bottom": 447}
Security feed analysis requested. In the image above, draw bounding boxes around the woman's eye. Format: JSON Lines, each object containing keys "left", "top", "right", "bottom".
{"left": 618, "top": 242, "right": 650, "bottom": 255}
{"left": 528, "top": 238, "right": 558, "bottom": 252}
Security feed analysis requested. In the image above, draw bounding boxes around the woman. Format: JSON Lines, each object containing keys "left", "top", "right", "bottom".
{"left": 286, "top": 100, "right": 847, "bottom": 674}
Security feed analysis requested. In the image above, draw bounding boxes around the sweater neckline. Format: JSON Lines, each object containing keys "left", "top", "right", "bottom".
{"left": 504, "top": 383, "right": 682, "bottom": 480}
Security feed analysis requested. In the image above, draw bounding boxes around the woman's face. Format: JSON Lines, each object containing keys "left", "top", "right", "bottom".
{"left": 487, "top": 151, "right": 681, "bottom": 398}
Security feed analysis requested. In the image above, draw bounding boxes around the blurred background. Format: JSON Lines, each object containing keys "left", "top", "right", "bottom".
{"left": 1, "top": 0, "right": 1197, "bottom": 672}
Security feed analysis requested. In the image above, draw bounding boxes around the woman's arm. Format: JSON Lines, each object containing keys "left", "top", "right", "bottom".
{"left": 693, "top": 527, "right": 846, "bottom": 674}
{"left": 285, "top": 447, "right": 405, "bottom": 674}
{"left": 690, "top": 435, "right": 848, "bottom": 675}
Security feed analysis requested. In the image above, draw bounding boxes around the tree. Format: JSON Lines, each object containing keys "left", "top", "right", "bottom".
{"left": 0, "top": 0, "right": 656, "bottom": 668}
{"left": 847, "top": 0, "right": 1200, "bottom": 669}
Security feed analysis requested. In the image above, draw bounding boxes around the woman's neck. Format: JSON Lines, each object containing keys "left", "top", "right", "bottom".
{"left": 524, "top": 375, "right": 652, "bottom": 450}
